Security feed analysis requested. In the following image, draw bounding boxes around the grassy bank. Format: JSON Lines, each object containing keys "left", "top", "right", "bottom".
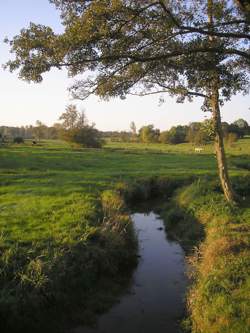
{"left": 163, "top": 181, "right": 250, "bottom": 333}
{"left": 0, "top": 190, "right": 137, "bottom": 332}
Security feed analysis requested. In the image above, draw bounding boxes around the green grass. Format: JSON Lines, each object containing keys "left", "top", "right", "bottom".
{"left": 0, "top": 138, "right": 249, "bottom": 332}
{"left": 1, "top": 138, "right": 249, "bottom": 243}
{"left": 164, "top": 181, "right": 250, "bottom": 333}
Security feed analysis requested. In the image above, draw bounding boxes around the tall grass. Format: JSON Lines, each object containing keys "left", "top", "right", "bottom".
{"left": 0, "top": 190, "right": 137, "bottom": 332}
{"left": 164, "top": 181, "right": 250, "bottom": 333}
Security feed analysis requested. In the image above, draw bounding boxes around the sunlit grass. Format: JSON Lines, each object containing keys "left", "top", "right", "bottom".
{"left": 0, "top": 138, "right": 249, "bottom": 245}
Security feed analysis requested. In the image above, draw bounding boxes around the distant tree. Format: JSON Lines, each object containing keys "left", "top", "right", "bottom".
{"left": 233, "top": 118, "right": 249, "bottom": 137}
{"left": 139, "top": 125, "right": 160, "bottom": 143}
{"left": 33, "top": 120, "right": 47, "bottom": 141}
{"left": 234, "top": 118, "right": 249, "bottom": 129}
{"left": 228, "top": 123, "right": 243, "bottom": 139}
{"left": 130, "top": 121, "right": 137, "bottom": 142}
{"left": 59, "top": 105, "right": 79, "bottom": 130}
{"left": 167, "top": 126, "right": 188, "bottom": 144}
{"left": 59, "top": 105, "right": 102, "bottom": 148}
{"left": 159, "top": 131, "right": 170, "bottom": 144}
{"left": 186, "top": 120, "right": 214, "bottom": 144}
{"left": 13, "top": 137, "right": 24, "bottom": 144}
{"left": 119, "top": 131, "right": 131, "bottom": 143}
{"left": 47, "top": 126, "right": 59, "bottom": 139}
{"left": 186, "top": 123, "right": 201, "bottom": 144}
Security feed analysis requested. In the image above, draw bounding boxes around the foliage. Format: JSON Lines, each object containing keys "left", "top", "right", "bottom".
{"left": 59, "top": 105, "right": 103, "bottom": 148}
{"left": 186, "top": 120, "right": 215, "bottom": 145}
{"left": 138, "top": 125, "right": 160, "bottom": 143}
{"left": 33, "top": 120, "right": 47, "bottom": 141}
{"left": 0, "top": 124, "right": 59, "bottom": 141}
{"left": 163, "top": 125, "right": 188, "bottom": 144}
{"left": 5, "top": 1, "right": 249, "bottom": 104}
{"left": 234, "top": 118, "right": 249, "bottom": 130}
{"left": 130, "top": 121, "right": 138, "bottom": 142}
{"left": 232, "top": 118, "right": 249, "bottom": 137}
{"left": 13, "top": 137, "right": 24, "bottom": 144}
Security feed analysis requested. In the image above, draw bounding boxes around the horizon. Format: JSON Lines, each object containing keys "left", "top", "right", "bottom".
{"left": 1, "top": 114, "right": 249, "bottom": 132}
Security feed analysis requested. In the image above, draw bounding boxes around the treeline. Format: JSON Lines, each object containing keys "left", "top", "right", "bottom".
{"left": 0, "top": 105, "right": 102, "bottom": 148}
{"left": 0, "top": 122, "right": 60, "bottom": 141}
{"left": 107, "top": 118, "right": 249, "bottom": 145}
{"left": 1, "top": 116, "right": 249, "bottom": 147}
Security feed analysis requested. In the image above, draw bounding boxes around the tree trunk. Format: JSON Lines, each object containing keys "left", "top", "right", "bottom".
{"left": 211, "top": 80, "right": 235, "bottom": 203}
{"left": 208, "top": 0, "right": 235, "bottom": 203}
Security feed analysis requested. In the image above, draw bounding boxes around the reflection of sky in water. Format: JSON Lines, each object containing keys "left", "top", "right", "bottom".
{"left": 72, "top": 212, "right": 187, "bottom": 333}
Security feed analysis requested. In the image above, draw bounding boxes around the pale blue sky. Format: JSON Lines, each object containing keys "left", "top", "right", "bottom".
{"left": 0, "top": 0, "right": 249, "bottom": 131}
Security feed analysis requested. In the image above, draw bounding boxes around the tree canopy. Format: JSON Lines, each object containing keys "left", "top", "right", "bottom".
{"left": 5, "top": 0, "right": 249, "bottom": 104}
{"left": 4, "top": 0, "right": 250, "bottom": 202}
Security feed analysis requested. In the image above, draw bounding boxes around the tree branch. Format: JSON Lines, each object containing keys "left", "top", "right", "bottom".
{"left": 179, "top": 25, "right": 250, "bottom": 40}
{"left": 50, "top": 46, "right": 250, "bottom": 69}
{"left": 129, "top": 89, "right": 208, "bottom": 98}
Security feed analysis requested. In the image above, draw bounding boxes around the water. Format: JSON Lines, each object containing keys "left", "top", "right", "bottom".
{"left": 71, "top": 212, "right": 187, "bottom": 333}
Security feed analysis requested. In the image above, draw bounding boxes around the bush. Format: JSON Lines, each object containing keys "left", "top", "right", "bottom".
{"left": 13, "top": 137, "right": 24, "bottom": 144}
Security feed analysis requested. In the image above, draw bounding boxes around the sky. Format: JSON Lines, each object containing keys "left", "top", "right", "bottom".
{"left": 0, "top": 0, "right": 249, "bottom": 131}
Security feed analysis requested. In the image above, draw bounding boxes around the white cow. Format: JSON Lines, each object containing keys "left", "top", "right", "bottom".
{"left": 194, "top": 147, "right": 204, "bottom": 153}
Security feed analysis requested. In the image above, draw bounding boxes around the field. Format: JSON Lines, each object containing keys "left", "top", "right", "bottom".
{"left": 0, "top": 138, "right": 250, "bottom": 332}
{"left": 1, "top": 139, "right": 249, "bottom": 242}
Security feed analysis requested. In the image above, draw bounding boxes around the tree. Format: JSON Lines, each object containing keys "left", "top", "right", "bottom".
{"left": 59, "top": 105, "right": 79, "bottom": 130}
{"left": 233, "top": 118, "right": 249, "bottom": 137}
{"left": 159, "top": 130, "right": 170, "bottom": 144}
{"left": 130, "top": 121, "right": 137, "bottom": 142}
{"left": 5, "top": 1, "right": 250, "bottom": 202}
{"left": 59, "top": 105, "right": 103, "bottom": 148}
{"left": 33, "top": 120, "right": 47, "bottom": 141}
{"left": 13, "top": 137, "right": 24, "bottom": 144}
{"left": 169, "top": 125, "right": 188, "bottom": 144}
{"left": 139, "top": 125, "right": 160, "bottom": 143}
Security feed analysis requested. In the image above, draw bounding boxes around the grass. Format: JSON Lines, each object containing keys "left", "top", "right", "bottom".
{"left": 0, "top": 138, "right": 249, "bottom": 332}
{"left": 165, "top": 181, "right": 250, "bottom": 333}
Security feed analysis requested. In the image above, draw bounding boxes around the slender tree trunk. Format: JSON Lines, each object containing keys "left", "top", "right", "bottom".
{"left": 207, "top": 0, "right": 235, "bottom": 203}
{"left": 210, "top": 79, "right": 235, "bottom": 203}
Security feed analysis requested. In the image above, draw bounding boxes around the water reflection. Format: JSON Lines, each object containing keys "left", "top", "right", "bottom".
{"left": 71, "top": 212, "right": 187, "bottom": 333}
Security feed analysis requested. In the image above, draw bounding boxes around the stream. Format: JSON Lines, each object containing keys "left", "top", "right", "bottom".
{"left": 71, "top": 211, "right": 187, "bottom": 333}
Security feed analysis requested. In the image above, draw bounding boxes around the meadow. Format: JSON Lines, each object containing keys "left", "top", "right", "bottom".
{"left": 0, "top": 138, "right": 249, "bottom": 332}
{"left": 1, "top": 138, "right": 249, "bottom": 243}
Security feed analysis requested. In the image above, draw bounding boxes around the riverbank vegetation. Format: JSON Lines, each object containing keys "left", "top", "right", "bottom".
{"left": 162, "top": 180, "right": 250, "bottom": 333}
{"left": 0, "top": 182, "right": 137, "bottom": 332}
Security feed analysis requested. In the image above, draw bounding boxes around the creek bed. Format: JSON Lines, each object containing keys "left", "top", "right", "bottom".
{"left": 71, "top": 211, "right": 187, "bottom": 333}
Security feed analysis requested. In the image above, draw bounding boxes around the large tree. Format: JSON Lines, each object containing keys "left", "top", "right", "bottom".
{"left": 5, "top": 0, "right": 250, "bottom": 202}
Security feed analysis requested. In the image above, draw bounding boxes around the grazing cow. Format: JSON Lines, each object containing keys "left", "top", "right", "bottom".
{"left": 194, "top": 147, "right": 203, "bottom": 153}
